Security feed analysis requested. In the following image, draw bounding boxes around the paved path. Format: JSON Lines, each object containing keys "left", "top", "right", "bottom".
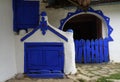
{"left": 67, "top": 63, "right": 120, "bottom": 82}
{"left": 6, "top": 63, "right": 120, "bottom": 82}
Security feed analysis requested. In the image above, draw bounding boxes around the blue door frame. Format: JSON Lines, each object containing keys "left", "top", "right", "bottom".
{"left": 24, "top": 42, "right": 64, "bottom": 78}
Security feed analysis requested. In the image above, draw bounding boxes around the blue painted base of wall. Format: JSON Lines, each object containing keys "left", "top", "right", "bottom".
{"left": 27, "top": 73, "right": 64, "bottom": 78}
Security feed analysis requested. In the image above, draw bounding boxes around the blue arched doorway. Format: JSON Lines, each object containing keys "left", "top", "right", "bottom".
{"left": 59, "top": 8, "right": 113, "bottom": 63}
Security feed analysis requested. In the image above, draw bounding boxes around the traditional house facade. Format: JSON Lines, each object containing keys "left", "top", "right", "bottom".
{"left": 0, "top": 0, "right": 120, "bottom": 81}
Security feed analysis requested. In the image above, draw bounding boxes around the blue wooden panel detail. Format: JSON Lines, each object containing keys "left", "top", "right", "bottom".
{"left": 83, "top": 40, "right": 87, "bottom": 64}
{"left": 13, "top": 0, "right": 39, "bottom": 32}
{"left": 40, "top": 17, "right": 48, "bottom": 35}
{"left": 104, "top": 38, "right": 109, "bottom": 62}
{"left": 95, "top": 40, "right": 99, "bottom": 63}
{"left": 99, "top": 38, "right": 103, "bottom": 63}
{"left": 75, "top": 39, "right": 109, "bottom": 63}
{"left": 75, "top": 40, "right": 78, "bottom": 62}
{"left": 59, "top": 7, "right": 113, "bottom": 42}
{"left": 24, "top": 42, "right": 64, "bottom": 78}
{"left": 27, "top": 73, "right": 64, "bottom": 78}
{"left": 86, "top": 40, "right": 90, "bottom": 63}
{"left": 79, "top": 40, "right": 83, "bottom": 63}
{"left": 91, "top": 40, "right": 95, "bottom": 63}
{"left": 21, "top": 12, "right": 68, "bottom": 42}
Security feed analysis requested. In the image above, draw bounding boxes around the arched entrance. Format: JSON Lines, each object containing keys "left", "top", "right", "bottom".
{"left": 63, "top": 14, "right": 102, "bottom": 40}
{"left": 59, "top": 8, "right": 113, "bottom": 63}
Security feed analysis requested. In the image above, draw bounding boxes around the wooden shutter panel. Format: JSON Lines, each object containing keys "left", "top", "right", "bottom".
{"left": 13, "top": 0, "right": 39, "bottom": 32}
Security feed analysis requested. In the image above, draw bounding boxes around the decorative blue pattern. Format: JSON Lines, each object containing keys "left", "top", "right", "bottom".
{"left": 40, "top": 17, "right": 48, "bottom": 35}
{"left": 21, "top": 12, "right": 68, "bottom": 42}
{"left": 59, "top": 7, "right": 113, "bottom": 41}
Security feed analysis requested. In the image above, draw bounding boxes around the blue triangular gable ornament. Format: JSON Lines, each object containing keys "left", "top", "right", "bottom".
{"left": 21, "top": 12, "right": 68, "bottom": 42}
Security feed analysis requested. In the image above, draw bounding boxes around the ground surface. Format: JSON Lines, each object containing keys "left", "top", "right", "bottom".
{"left": 6, "top": 63, "right": 120, "bottom": 82}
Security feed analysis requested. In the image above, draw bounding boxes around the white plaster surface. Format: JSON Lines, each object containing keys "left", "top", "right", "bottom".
{"left": 40, "top": 3, "right": 120, "bottom": 62}
{"left": 17, "top": 17, "right": 77, "bottom": 74}
{"left": 0, "top": 0, "right": 17, "bottom": 82}
{"left": 14, "top": 2, "right": 120, "bottom": 80}
{"left": 1, "top": 1, "right": 120, "bottom": 81}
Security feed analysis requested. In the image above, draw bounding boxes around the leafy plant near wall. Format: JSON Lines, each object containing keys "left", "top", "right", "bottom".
{"left": 97, "top": 73, "right": 120, "bottom": 82}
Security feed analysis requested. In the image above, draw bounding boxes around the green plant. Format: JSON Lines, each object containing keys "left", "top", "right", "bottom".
{"left": 97, "top": 73, "right": 120, "bottom": 82}
{"left": 78, "top": 79, "right": 85, "bottom": 82}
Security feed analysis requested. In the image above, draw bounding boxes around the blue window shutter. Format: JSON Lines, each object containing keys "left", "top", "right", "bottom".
{"left": 13, "top": 0, "right": 39, "bottom": 32}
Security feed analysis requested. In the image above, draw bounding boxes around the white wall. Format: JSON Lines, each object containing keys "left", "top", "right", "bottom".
{"left": 15, "top": 17, "right": 77, "bottom": 74}
{"left": 15, "top": 2, "right": 120, "bottom": 76}
{"left": 0, "top": 0, "right": 17, "bottom": 82}
{"left": 40, "top": 3, "right": 120, "bottom": 62}
{"left": 91, "top": 4, "right": 120, "bottom": 62}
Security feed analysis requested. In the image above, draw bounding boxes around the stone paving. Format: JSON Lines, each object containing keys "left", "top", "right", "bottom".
{"left": 6, "top": 63, "right": 120, "bottom": 82}
{"left": 67, "top": 63, "right": 120, "bottom": 82}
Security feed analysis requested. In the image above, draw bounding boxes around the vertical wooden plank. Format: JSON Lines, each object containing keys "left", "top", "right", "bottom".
{"left": 86, "top": 40, "right": 91, "bottom": 63}
{"left": 99, "top": 38, "right": 103, "bottom": 63}
{"left": 75, "top": 40, "right": 79, "bottom": 62}
{"left": 91, "top": 40, "right": 95, "bottom": 63}
{"left": 83, "top": 39, "right": 87, "bottom": 63}
{"left": 78, "top": 40, "right": 83, "bottom": 63}
{"left": 104, "top": 38, "right": 109, "bottom": 62}
{"left": 95, "top": 40, "right": 99, "bottom": 63}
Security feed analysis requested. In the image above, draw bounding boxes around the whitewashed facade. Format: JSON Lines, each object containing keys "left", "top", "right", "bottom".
{"left": 0, "top": 0, "right": 120, "bottom": 81}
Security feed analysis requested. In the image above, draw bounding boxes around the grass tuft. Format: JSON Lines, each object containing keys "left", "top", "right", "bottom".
{"left": 97, "top": 73, "right": 120, "bottom": 82}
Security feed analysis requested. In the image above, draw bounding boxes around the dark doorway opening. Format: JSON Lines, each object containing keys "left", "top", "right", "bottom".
{"left": 63, "top": 14, "right": 102, "bottom": 40}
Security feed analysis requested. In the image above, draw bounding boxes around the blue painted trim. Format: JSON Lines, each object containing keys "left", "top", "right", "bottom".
{"left": 59, "top": 7, "right": 113, "bottom": 41}
{"left": 21, "top": 11, "right": 68, "bottom": 42}
{"left": 27, "top": 73, "right": 64, "bottom": 78}
{"left": 24, "top": 42, "right": 64, "bottom": 46}
{"left": 21, "top": 26, "right": 39, "bottom": 41}
{"left": 40, "top": 16, "right": 48, "bottom": 35}
{"left": 48, "top": 26, "right": 68, "bottom": 42}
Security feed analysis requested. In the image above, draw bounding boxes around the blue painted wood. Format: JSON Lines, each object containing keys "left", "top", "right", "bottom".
{"left": 86, "top": 40, "right": 91, "bottom": 63}
{"left": 21, "top": 12, "right": 68, "bottom": 42}
{"left": 21, "top": 26, "right": 39, "bottom": 41}
{"left": 75, "top": 40, "right": 83, "bottom": 63}
{"left": 99, "top": 39, "right": 103, "bottom": 63}
{"left": 104, "top": 39, "right": 109, "bottom": 62}
{"left": 75, "top": 39, "right": 109, "bottom": 64}
{"left": 91, "top": 40, "right": 95, "bottom": 63}
{"left": 95, "top": 40, "right": 99, "bottom": 63}
{"left": 13, "top": 0, "right": 39, "bottom": 32}
{"left": 27, "top": 73, "right": 64, "bottom": 78}
{"left": 40, "top": 17, "right": 48, "bottom": 35}
{"left": 29, "top": 70, "right": 51, "bottom": 74}
{"left": 75, "top": 40, "right": 79, "bottom": 62}
{"left": 79, "top": 40, "right": 83, "bottom": 63}
{"left": 82, "top": 40, "right": 87, "bottom": 63}
{"left": 24, "top": 42, "right": 64, "bottom": 78}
